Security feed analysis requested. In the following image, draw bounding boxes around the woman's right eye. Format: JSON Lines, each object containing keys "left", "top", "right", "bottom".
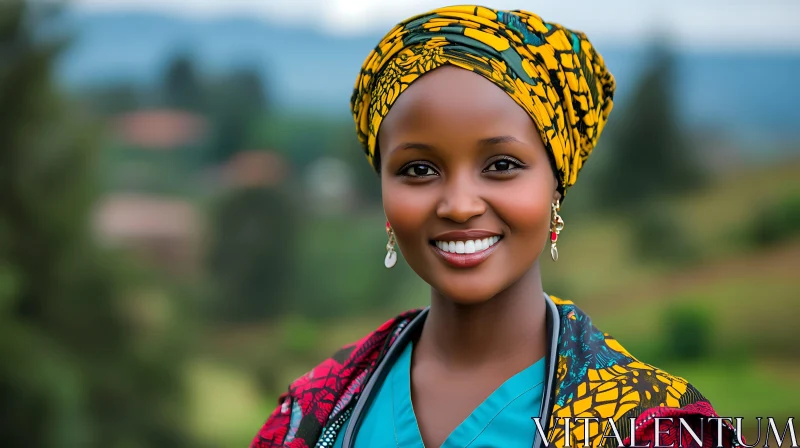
{"left": 401, "top": 163, "right": 438, "bottom": 177}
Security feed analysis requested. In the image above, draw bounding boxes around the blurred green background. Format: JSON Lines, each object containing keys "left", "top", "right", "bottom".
{"left": 1, "top": 1, "right": 798, "bottom": 446}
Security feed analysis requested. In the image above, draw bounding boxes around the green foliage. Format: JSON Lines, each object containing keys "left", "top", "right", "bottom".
{"left": 339, "top": 126, "right": 383, "bottom": 206}
{"left": 0, "top": 3, "right": 194, "bottom": 446}
{"left": 745, "top": 194, "right": 800, "bottom": 247}
{"left": 101, "top": 143, "right": 206, "bottom": 196}
{"left": 253, "top": 114, "right": 348, "bottom": 166}
{"left": 660, "top": 302, "right": 713, "bottom": 361}
{"left": 101, "top": 51, "right": 272, "bottom": 167}
{"left": 280, "top": 315, "right": 320, "bottom": 358}
{"left": 594, "top": 42, "right": 706, "bottom": 212}
{"left": 629, "top": 203, "right": 698, "bottom": 264}
{"left": 250, "top": 113, "right": 382, "bottom": 206}
{"left": 208, "top": 187, "right": 299, "bottom": 322}
{"left": 162, "top": 51, "right": 204, "bottom": 112}
{"left": 82, "top": 83, "right": 142, "bottom": 115}
{"left": 205, "top": 68, "right": 268, "bottom": 163}
{"left": 288, "top": 215, "right": 415, "bottom": 319}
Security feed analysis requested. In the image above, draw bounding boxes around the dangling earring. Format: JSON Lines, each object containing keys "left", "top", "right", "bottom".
{"left": 550, "top": 200, "right": 565, "bottom": 262}
{"left": 385, "top": 220, "right": 397, "bottom": 268}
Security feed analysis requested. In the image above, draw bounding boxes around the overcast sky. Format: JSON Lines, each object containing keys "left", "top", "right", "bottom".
{"left": 71, "top": 0, "right": 800, "bottom": 52}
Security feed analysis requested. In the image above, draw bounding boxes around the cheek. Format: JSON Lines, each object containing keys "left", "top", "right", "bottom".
{"left": 381, "top": 179, "right": 433, "bottom": 247}
{"left": 503, "top": 199, "right": 551, "bottom": 237}
{"left": 491, "top": 174, "right": 553, "bottom": 240}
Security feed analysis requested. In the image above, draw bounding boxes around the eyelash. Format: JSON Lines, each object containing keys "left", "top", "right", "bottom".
{"left": 398, "top": 156, "right": 525, "bottom": 178}
{"left": 484, "top": 156, "right": 525, "bottom": 173}
{"left": 400, "top": 162, "right": 438, "bottom": 178}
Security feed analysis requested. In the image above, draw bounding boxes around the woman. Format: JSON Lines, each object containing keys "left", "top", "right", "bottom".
{"left": 252, "top": 6, "right": 740, "bottom": 448}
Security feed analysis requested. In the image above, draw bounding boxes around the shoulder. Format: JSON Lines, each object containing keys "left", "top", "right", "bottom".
{"left": 548, "top": 296, "right": 739, "bottom": 446}
{"left": 550, "top": 295, "right": 698, "bottom": 397}
{"left": 250, "top": 309, "right": 424, "bottom": 447}
{"left": 290, "top": 308, "right": 423, "bottom": 392}
{"left": 550, "top": 295, "right": 710, "bottom": 407}
{"left": 280, "top": 308, "right": 423, "bottom": 410}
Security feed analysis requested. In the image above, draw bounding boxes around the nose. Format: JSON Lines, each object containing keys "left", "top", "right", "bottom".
{"left": 436, "top": 172, "right": 486, "bottom": 223}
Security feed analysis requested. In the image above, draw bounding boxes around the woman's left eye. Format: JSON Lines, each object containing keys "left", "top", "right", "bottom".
{"left": 485, "top": 158, "right": 522, "bottom": 172}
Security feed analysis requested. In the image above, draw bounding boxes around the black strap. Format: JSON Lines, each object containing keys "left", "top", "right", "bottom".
{"left": 532, "top": 294, "right": 560, "bottom": 448}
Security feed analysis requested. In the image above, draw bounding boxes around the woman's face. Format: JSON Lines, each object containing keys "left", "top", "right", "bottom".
{"left": 379, "top": 65, "right": 560, "bottom": 304}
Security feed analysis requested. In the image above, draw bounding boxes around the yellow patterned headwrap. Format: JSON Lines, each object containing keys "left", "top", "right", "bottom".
{"left": 351, "top": 5, "right": 615, "bottom": 197}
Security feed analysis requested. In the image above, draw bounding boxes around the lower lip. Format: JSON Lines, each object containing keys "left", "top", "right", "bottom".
{"left": 431, "top": 240, "right": 501, "bottom": 268}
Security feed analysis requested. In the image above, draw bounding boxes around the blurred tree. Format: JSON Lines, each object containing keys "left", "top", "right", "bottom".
{"left": 85, "top": 83, "right": 141, "bottom": 115}
{"left": 661, "top": 302, "right": 713, "bottom": 361}
{"left": 745, "top": 194, "right": 800, "bottom": 248}
{"left": 337, "top": 123, "right": 382, "bottom": 207}
{"left": 594, "top": 41, "right": 705, "bottom": 211}
{"left": 208, "top": 187, "right": 297, "bottom": 322}
{"left": 0, "top": 2, "right": 194, "bottom": 446}
{"left": 255, "top": 115, "right": 344, "bottom": 170}
{"left": 629, "top": 202, "right": 699, "bottom": 263}
{"left": 162, "top": 50, "right": 203, "bottom": 112}
{"left": 288, "top": 214, "right": 418, "bottom": 319}
{"left": 208, "top": 68, "right": 267, "bottom": 164}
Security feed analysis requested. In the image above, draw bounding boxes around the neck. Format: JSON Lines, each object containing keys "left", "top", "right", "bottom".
{"left": 418, "top": 262, "right": 548, "bottom": 370}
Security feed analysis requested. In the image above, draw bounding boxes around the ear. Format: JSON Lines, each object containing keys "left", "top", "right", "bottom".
{"left": 552, "top": 189, "right": 562, "bottom": 205}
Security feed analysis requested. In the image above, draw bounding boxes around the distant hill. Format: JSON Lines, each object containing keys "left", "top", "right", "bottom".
{"left": 58, "top": 10, "right": 800, "bottom": 145}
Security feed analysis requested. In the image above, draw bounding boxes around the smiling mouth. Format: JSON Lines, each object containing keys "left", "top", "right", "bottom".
{"left": 429, "top": 236, "right": 503, "bottom": 268}
{"left": 432, "top": 236, "right": 501, "bottom": 254}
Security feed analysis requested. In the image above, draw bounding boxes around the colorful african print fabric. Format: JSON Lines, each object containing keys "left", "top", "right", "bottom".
{"left": 351, "top": 5, "right": 616, "bottom": 198}
{"left": 251, "top": 297, "right": 740, "bottom": 447}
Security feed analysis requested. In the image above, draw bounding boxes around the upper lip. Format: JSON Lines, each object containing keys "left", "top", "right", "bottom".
{"left": 432, "top": 230, "right": 502, "bottom": 241}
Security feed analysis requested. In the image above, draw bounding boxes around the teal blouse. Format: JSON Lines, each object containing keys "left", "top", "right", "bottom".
{"left": 333, "top": 340, "right": 545, "bottom": 447}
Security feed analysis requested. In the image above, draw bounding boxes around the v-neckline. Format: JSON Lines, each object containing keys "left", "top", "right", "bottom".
{"left": 390, "top": 341, "right": 545, "bottom": 448}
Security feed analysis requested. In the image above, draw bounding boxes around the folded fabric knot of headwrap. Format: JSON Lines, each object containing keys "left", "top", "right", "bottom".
{"left": 351, "top": 5, "right": 616, "bottom": 197}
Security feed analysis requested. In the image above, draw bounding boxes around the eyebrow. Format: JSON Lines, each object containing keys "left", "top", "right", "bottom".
{"left": 479, "top": 135, "right": 522, "bottom": 146}
{"left": 391, "top": 136, "right": 521, "bottom": 153}
{"left": 391, "top": 142, "right": 435, "bottom": 153}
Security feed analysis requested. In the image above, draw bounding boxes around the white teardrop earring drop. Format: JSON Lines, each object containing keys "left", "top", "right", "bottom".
{"left": 385, "top": 247, "right": 397, "bottom": 269}
{"left": 385, "top": 222, "right": 397, "bottom": 269}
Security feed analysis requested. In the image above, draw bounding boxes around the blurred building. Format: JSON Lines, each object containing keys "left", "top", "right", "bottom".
{"left": 93, "top": 194, "right": 202, "bottom": 278}
{"left": 112, "top": 109, "right": 208, "bottom": 150}
{"left": 106, "top": 108, "right": 210, "bottom": 196}
{"left": 219, "top": 149, "right": 287, "bottom": 189}
{"left": 304, "top": 156, "right": 356, "bottom": 215}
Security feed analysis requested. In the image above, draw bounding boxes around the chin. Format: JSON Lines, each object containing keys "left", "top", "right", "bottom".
{"left": 431, "top": 281, "right": 508, "bottom": 306}
{"left": 406, "top": 252, "right": 526, "bottom": 306}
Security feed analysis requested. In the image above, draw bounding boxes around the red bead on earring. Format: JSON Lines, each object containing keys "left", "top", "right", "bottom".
{"left": 550, "top": 201, "right": 564, "bottom": 262}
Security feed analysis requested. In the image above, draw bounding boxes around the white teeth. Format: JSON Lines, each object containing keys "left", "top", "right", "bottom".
{"left": 465, "top": 240, "right": 475, "bottom": 254}
{"left": 435, "top": 236, "right": 501, "bottom": 253}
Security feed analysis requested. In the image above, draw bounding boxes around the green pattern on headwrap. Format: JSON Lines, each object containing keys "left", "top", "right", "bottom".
{"left": 351, "top": 5, "right": 616, "bottom": 197}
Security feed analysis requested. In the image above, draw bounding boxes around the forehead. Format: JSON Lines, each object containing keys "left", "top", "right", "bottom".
{"left": 378, "top": 65, "right": 538, "bottom": 148}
